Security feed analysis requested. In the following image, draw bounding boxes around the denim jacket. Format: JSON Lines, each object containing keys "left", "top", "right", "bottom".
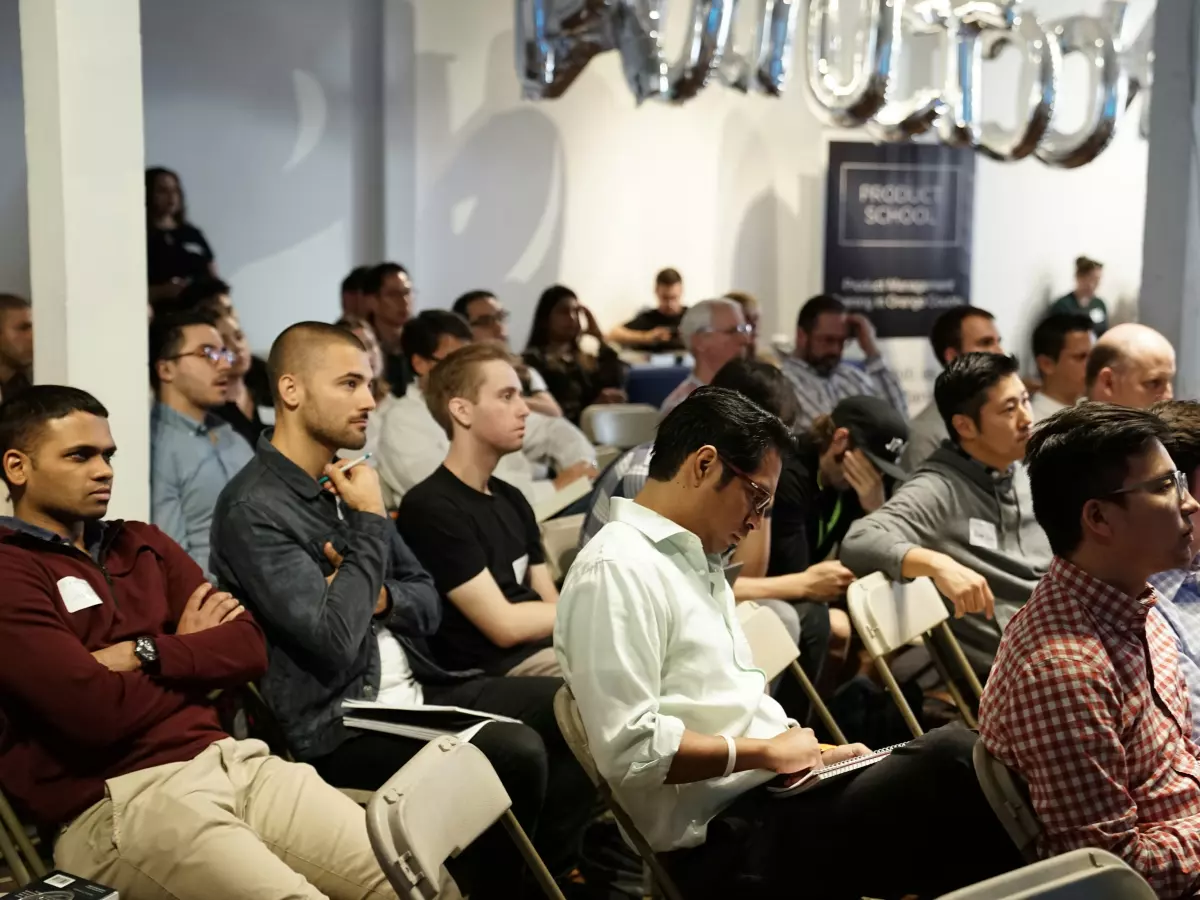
{"left": 209, "top": 434, "right": 476, "bottom": 760}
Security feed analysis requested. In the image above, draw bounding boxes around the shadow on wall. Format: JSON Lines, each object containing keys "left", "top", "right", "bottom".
{"left": 416, "top": 32, "right": 564, "bottom": 340}
{"left": 0, "top": 0, "right": 29, "bottom": 294}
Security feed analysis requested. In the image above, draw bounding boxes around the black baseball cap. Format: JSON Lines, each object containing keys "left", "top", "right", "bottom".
{"left": 831, "top": 396, "right": 909, "bottom": 481}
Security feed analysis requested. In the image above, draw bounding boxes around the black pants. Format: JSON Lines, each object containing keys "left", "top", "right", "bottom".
{"left": 309, "top": 676, "right": 593, "bottom": 899}
{"left": 773, "top": 601, "right": 832, "bottom": 727}
{"left": 661, "top": 725, "right": 1023, "bottom": 899}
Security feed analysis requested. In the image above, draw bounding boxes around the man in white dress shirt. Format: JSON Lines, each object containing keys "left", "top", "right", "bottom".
{"left": 374, "top": 310, "right": 596, "bottom": 509}
{"left": 556, "top": 386, "right": 1020, "bottom": 898}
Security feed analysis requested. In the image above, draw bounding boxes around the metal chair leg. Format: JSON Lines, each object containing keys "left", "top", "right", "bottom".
{"left": 788, "top": 661, "right": 848, "bottom": 744}
{"left": 872, "top": 656, "right": 924, "bottom": 738}
{"left": 0, "top": 818, "right": 30, "bottom": 887}
{"left": 0, "top": 788, "right": 42, "bottom": 882}
{"left": 501, "top": 809, "right": 566, "bottom": 900}
{"left": 923, "top": 634, "right": 978, "bottom": 728}
{"left": 938, "top": 621, "right": 985, "bottom": 699}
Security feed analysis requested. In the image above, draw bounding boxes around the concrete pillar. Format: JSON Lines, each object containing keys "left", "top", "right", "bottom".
{"left": 20, "top": 0, "right": 149, "bottom": 520}
{"left": 1139, "top": 0, "right": 1200, "bottom": 399}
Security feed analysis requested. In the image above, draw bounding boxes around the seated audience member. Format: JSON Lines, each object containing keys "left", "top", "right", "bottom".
{"left": 377, "top": 310, "right": 595, "bottom": 508}
{"left": 398, "top": 344, "right": 563, "bottom": 677}
{"left": 0, "top": 385, "right": 394, "bottom": 900}
{"left": 1049, "top": 255, "right": 1108, "bottom": 334}
{"left": 1147, "top": 400, "right": 1200, "bottom": 743}
{"left": 336, "top": 316, "right": 391, "bottom": 455}
{"left": 660, "top": 298, "right": 751, "bottom": 414}
{"left": 363, "top": 261, "right": 414, "bottom": 392}
{"left": 841, "top": 353, "right": 1051, "bottom": 672}
{"left": 523, "top": 284, "right": 627, "bottom": 425}
{"left": 340, "top": 264, "right": 372, "bottom": 319}
{"left": 979, "top": 404, "right": 1200, "bottom": 897}
{"left": 150, "top": 310, "right": 252, "bottom": 573}
{"left": 0, "top": 293, "right": 32, "bottom": 402}
{"left": 209, "top": 324, "right": 592, "bottom": 895}
{"left": 213, "top": 308, "right": 269, "bottom": 448}
{"left": 557, "top": 386, "right": 1020, "bottom": 899}
{"left": 145, "top": 166, "right": 217, "bottom": 302}
{"left": 724, "top": 290, "right": 768, "bottom": 362}
{"left": 454, "top": 289, "right": 563, "bottom": 417}
{"left": 1086, "top": 322, "right": 1176, "bottom": 408}
{"left": 902, "top": 306, "right": 1003, "bottom": 470}
{"left": 607, "top": 267, "right": 688, "bottom": 353}
{"left": 782, "top": 294, "right": 908, "bottom": 430}
{"left": 1029, "top": 313, "right": 1095, "bottom": 421}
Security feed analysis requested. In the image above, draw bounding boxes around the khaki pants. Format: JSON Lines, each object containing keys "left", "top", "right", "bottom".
{"left": 504, "top": 646, "right": 561, "bottom": 677}
{"left": 55, "top": 738, "right": 396, "bottom": 900}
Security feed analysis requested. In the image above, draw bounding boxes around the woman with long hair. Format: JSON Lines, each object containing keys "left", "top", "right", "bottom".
{"left": 522, "top": 284, "right": 626, "bottom": 424}
{"left": 146, "top": 166, "right": 217, "bottom": 302}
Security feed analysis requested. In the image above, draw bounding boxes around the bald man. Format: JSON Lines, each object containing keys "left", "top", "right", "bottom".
{"left": 1085, "top": 323, "right": 1176, "bottom": 409}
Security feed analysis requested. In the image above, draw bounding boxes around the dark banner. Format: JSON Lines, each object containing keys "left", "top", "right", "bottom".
{"left": 824, "top": 141, "right": 975, "bottom": 339}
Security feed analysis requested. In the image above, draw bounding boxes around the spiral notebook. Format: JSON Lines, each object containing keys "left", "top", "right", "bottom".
{"left": 767, "top": 741, "right": 910, "bottom": 798}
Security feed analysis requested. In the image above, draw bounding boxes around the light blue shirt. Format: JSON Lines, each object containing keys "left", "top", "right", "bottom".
{"left": 151, "top": 402, "right": 253, "bottom": 575}
{"left": 1150, "top": 555, "right": 1200, "bottom": 743}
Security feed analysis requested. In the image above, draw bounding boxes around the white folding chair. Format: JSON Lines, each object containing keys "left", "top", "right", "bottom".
{"left": 540, "top": 514, "right": 586, "bottom": 583}
{"left": 972, "top": 740, "right": 1042, "bottom": 864}
{"left": 937, "top": 847, "right": 1155, "bottom": 899}
{"left": 553, "top": 687, "right": 683, "bottom": 900}
{"left": 366, "top": 734, "right": 564, "bottom": 900}
{"left": 579, "top": 404, "right": 659, "bottom": 449}
{"left": 735, "top": 602, "right": 848, "bottom": 744}
{"left": 846, "top": 572, "right": 984, "bottom": 737}
{"left": 0, "top": 787, "right": 46, "bottom": 887}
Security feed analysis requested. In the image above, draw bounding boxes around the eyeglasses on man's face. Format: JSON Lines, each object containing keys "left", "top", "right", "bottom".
{"left": 470, "top": 310, "right": 510, "bottom": 329}
{"left": 168, "top": 345, "right": 234, "bottom": 366}
{"left": 1100, "top": 469, "right": 1190, "bottom": 504}
{"left": 718, "top": 454, "right": 772, "bottom": 517}
{"left": 699, "top": 323, "right": 753, "bottom": 338}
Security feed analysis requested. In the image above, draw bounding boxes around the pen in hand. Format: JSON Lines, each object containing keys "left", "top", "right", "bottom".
{"left": 317, "top": 453, "right": 372, "bottom": 485}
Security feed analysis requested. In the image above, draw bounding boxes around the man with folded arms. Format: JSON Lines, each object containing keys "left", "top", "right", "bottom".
{"left": 980, "top": 404, "right": 1200, "bottom": 897}
{"left": 209, "top": 323, "right": 593, "bottom": 896}
{"left": 557, "top": 386, "right": 1020, "bottom": 899}
{"left": 0, "top": 385, "right": 394, "bottom": 900}
{"left": 841, "top": 353, "right": 1052, "bottom": 672}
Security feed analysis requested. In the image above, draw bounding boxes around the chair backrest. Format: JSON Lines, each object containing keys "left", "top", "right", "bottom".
{"left": 579, "top": 404, "right": 659, "bottom": 449}
{"left": 366, "top": 735, "right": 512, "bottom": 900}
{"left": 735, "top": 602, "right": 800, "bottom": 682}
{"left": 936, "top": 847, "right": 1155, "bottom": 899}
{"left": 847, "top": 572, "right": 949, "bottom": 657}
{"left": 972, "top": 740, "right": 1043, "bottom": 864}
{"left": 541, "top": 514, "right": 586, "bottom": 583}
{"left": 552, "top": 686, "right": 683, "bottom": 900}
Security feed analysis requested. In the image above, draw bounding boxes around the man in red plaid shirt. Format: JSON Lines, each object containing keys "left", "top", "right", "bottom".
{"left": 979, "top": 404, "right": 1200, "bottom": 898}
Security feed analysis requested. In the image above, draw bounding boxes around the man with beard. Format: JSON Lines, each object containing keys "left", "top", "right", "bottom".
{"left": 781, "top": 295, "right": 908, "bottom": 430}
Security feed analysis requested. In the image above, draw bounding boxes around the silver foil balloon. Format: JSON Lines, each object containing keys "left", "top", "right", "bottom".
{"left": 1121, "top": 9, "right": 1154, "bottom": 141}
{"left": 1035, "top": 1, "right": 1129, "bottom": 169}
{"left": 935, "top": 0, "right": 1015, "bottom": 148}
{"left": 865, "top": 0, "right": 947, "bottom": 142}
{"left": 662, "top": 0, "right": 739, "bottom": 102}
{"left": 976, "top": 4, "right": 1059, "bottom": 161}
{"left": 721, "top": 0, "right": 801, "bottom": 96}
{"left": 803, "top": 0, "right": 904, "bottom": 128}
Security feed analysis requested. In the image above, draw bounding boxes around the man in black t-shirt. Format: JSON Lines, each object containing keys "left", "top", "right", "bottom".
{"left": 607, "top": 267, "right": 688, "bottom": 353}
{"left": 398, "top": 343, "right": 562, "bottom": 676}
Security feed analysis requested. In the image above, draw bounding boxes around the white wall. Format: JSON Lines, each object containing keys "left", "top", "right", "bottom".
{"left": 0, "top": 0, "right": 1153, "bottom": 372}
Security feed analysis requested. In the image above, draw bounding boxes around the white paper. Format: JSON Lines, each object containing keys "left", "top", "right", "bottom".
{"left": 968, "top": 518, "right": 999, "bottom": 551}
{"left": 58, "top": 576, "right": 103, "bottom": 613}
{"left": 512, "top": 553, "right": 529, "bottom": 585}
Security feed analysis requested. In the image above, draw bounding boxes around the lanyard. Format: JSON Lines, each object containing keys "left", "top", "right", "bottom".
{"left": 815, "top": 472, "right": 844, "bottom": 547}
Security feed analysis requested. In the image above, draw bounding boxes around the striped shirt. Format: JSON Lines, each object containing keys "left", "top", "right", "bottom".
{"left": 781, "top": 356, "right": 908, "bottom": 430}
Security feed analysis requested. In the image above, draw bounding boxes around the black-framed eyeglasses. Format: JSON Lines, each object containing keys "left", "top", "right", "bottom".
{"left": 1100, "top": 469, "right": 1190, "bottom": 504}
{"left": 470, "top": 310, "right": 510, "bottom": 328}
{"left": 719, "top": 454, "right": 772, "bottom": 517}
{"left": 167, "top": 345, "right": 234, "bottom": 366}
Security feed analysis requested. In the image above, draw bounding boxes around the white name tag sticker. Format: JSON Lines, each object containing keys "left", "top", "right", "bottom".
{"left": 57, "top": 576, "right": 103, "bottom": 613}
{"left": 512, "top": 554, "right": 529, "bottom": 585}
{"left": 968, "top": 518, "right": 999, "bottom": 551}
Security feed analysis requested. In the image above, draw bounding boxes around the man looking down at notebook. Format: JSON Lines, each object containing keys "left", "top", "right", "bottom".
{"left": 209, "top": 323, "right": 592, "bottom": 896}
{"left": 979, "top": 404, "right": 1200, "bottom": 897}
{"left": 0, "top": 385, "right": 395, "bottom": 900}
{"left": 556, "top": 386, "right": 1021, "bottom": 899}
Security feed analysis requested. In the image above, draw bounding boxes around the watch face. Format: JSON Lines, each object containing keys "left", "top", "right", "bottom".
{"left": 136, "top": 636, "right": 159, "bottom": 662}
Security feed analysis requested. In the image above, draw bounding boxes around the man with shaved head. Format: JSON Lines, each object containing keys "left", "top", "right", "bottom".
{"left": 210, "top": 322, "right": 593, "bottom": 896}
{"left": 1086, "top": 323, "right": 1176, "bottom": 409}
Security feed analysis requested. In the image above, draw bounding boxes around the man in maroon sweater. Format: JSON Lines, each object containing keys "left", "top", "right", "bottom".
{"left": 0, "top": 385, "right": 396, "bottom": 900}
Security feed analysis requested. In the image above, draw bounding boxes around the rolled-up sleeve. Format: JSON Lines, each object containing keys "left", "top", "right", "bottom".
{"left": 840, "top": 472, "right": 951, "bottom": 581}
{"left": 555, "top": 558, "right": 685, "bottom": 789}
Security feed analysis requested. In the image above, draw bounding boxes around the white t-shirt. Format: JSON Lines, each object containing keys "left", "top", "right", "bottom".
{"left": 1029, "top": 391, "right": 1068, "bottom": 423}
{"left": 375, "top": 629, "right": 424, "bottom": 707}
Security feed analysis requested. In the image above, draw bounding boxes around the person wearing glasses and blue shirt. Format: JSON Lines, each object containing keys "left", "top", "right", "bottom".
{"left": 150, "top": 309, "right": 253, "bottom": 574}
{"left": 659, "top": 298, "right": 752, "bottom": 415}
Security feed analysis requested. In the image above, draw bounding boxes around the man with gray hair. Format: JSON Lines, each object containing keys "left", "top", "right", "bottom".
{"left": 660, "top": 298, "right": 751, "bottom": 414}
{"left": 1085, "top": 322, "right": 1175, "bottom": 409}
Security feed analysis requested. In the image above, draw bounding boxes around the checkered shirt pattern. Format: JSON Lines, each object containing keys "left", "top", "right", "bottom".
{"left": 979, "top": 556, "right": 1200, "bottom": 898}
{"left": 1150, "top": 558, "right": 1200, "bottom": 743}
{"left": 579, "top": 442, "right": 654, "bottom": 549}
{"left": 780, "top": 356, "right": 909, "bottom": 430}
